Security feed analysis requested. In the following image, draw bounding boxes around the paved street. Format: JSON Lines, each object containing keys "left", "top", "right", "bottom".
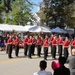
{"left": 0, "top": 47, "right": 69, "bottom": 75}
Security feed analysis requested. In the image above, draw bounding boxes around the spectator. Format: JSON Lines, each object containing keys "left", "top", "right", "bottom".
{"left": 67, "top": 49, "right": 75, "bottom": 75}
{"left": 53, "top": 57, "right": 70, "bottom": 75}
{"left": 33, "top": 60, "right": 52, "bottom": 75}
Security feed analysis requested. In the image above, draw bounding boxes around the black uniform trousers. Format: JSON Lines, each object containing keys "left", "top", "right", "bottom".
{"left": 64, "top": 48, "right": 68, "bottom": 59}
{"left": 44, "top": 47, "right": 48, "bottom": 60}
{"left": 24, "top": 44, "right": 28, "bottom": 56}
{"left": 50, "top": 43, "right": 52, "bottom": 54}
{"left": 37, "top": 45, "right": 41, "bottom": 57}
{"left": 8, "top": 44, "right": 12, "bottom": 58}
{"left": 58, "top": 45, "right": 62, "bottom": 57}
{"left": 15, "top": 45, "right": 19, "bottom": 57}
{"left": 52, "top": 45, "right": 56, "bottom": 58}
{"left": 6, "top": 44, "right": 9, "bottom": 54}
{"left": 28, "top": 45, "right": 32, "bottom": 58}
{"left": 31, "top": 44, "right": 35, "bottom": 55}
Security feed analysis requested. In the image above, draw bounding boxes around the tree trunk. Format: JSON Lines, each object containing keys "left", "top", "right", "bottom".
{"left": 74, "top": 28, "right": 75, "bottom": 34}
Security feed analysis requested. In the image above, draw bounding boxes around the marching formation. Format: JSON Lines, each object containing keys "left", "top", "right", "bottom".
{"left": 4, "top": 33, "right": 75, "bottom": 60}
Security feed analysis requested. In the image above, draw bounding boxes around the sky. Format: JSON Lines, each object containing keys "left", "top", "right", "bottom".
{"left": 31, "top": 0, "right": 43, "bottom": 12}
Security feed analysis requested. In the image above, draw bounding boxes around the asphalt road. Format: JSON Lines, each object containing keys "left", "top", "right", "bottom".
{"left": 0, "top": 47, "right": 69, "bottom": 75}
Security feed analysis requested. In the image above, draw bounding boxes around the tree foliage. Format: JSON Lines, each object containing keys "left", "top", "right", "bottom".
{"left": 0, "top": 0, "right": 5, "bottom": 23}
{"left": 0, "top": 0, "right": 33, "bottom": 25}
{"left": 38, "top": 0, "right": 75, "bottom": 28}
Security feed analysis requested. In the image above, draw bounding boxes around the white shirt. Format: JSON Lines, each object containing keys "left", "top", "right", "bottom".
{"left": 33, "top": 70, "right": 52, "bottom": 75}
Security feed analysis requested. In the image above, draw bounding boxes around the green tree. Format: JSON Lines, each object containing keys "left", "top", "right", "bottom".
{"left": 0, "top": 0, "right": 5, "bottom": 23}
{"left": 2, "top": 0, "right": 33, "bottom": 25}
{"left": 38, "top": 0, "right": 75, "bottom": 28}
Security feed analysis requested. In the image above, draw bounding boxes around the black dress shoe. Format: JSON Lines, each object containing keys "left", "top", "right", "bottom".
{"left": 38, "top": 56, "right": 41, "bottom": 57}
{"left": 28, "top": 57, "right": 32, "bottom": 59}
{"left": 9, "top": 57, "right": 13, "bottom": 59}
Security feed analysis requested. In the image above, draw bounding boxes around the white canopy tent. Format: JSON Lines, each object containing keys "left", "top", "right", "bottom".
{"left": 24, "top": 25, "right": 35, "bottom": 31}
{"left": 51, "top": 27, "right": 66, "bottom": 33}
{"left": 8, "top": 25, "right": 26, "bottom": 32}
{"left": 0, "top": 24, "right": 12, "bottom": 31}
{"left": 0, "top": 24, "right": 26, "bottom": 32}
{"left": 29, "top": 26, "right": 51, "bottom": 33}
{"left": 0, "top": 27, "right": 3, "bottom": 31}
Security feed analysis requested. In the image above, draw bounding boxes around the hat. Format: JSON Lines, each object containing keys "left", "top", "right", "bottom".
{"left": 51, "top": 61, "right": 60, "bottom": 70}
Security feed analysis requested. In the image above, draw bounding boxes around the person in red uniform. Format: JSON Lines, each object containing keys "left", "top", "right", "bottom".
{"left": 50, "top": 34, "right": 54, "bottom": 54}
{"left": 70, "top": 38, "right": 74, "bottom": 51}
{"left": 31, "top": 36, "right": 36, "bottom": 55}
{"left": 23, "top": 35, "right": 28, "bottom": 56}
{"left": 36, "top": 36, "right": 42, "bottom": 57}
{"left": 27, "top": 35, "right": 33, "bottom": 58}
{"left": 14, "top": 35, "right": 19, "bottom": 57}
{"left": 57, "top": 35, "right": 61, "bottom": 42}
{"left": 52, "top": 36, "right": 57, "bottom": 59}
{"left": 7, "top": 35, "right": 13, "bottom": 58}
{"left": 63, "top": 37, "right": 69, "bottom": 59}
{"left": 71, "top": 37, "right": 75, "bottom": 50}
{"left": 58, "top": 36, "right": 63, "bottom": 58}
{"left": 43, "top": 39, "right": 49, "bottom": 60}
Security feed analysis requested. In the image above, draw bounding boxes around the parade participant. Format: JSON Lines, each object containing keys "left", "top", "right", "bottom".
{"left": 50, "top": 34, "right": 54, "bottom": 54}
{"left": 7, "top": 35, "right": 13, "bottom": 58}
{"left": 14, "top": 35, "right": 19, "bottom": 57}
{"left": 43, "top": 39, "right": 49, "bottom": 60}
{"left": 5, "top": 34, "right": 10, "bottom": 53}
{"left": 71, "top": 38, "right": 75, "bottom": 49}
{"left": 27, "top": 35, "right": 33, "bottom": 58}
{"left": 23, "top": 35, "right": 28, "bottom": 56}
{"left": 57, "top": 35, "right": 61, "bottom": 42}
{"left": 31, "top": 36, "right": 36, "bottom": 55}
{"left": 36, "top": 36, "right": 42, "bottom": 57}
{"left": 52, "top": 35, "right": 57, "bottom": 59}
{"left": 63, "top": 37, "right": 69, "bottom": 59}
{"left": 58, "top": 36, "right": 63, "bottom": 58}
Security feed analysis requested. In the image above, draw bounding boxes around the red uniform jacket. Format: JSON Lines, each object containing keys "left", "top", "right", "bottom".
{"left": 72, "top": 40, "right": 75, "bottom": 48}
{"left": 23, "top": 38, "right": 28, "bottom": 45}
{"left": 58, "top": 39, "right": 63, "bottom": 45}
{"left": 52, "top": 39, "right": 56, "bottom": 46}
{"left": 50, "top": 37, "right": 54, "bottom": 44}
{"left": 36, "top": 39, "right": 42, "bottom": 45}
{"left": 27, "top": 39, "right": 32, "bottom": 45}
{"left": 43, "top": 40, "right": 49, "bottom": 47}
{"left": 63, "top": 41, "right": 69, "bottom": 48}
{"left": 14, "top": 38, "right": 19, "bottom": 46}
{"left": 7, "top": 38, "right": 12, "bottom": 45}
